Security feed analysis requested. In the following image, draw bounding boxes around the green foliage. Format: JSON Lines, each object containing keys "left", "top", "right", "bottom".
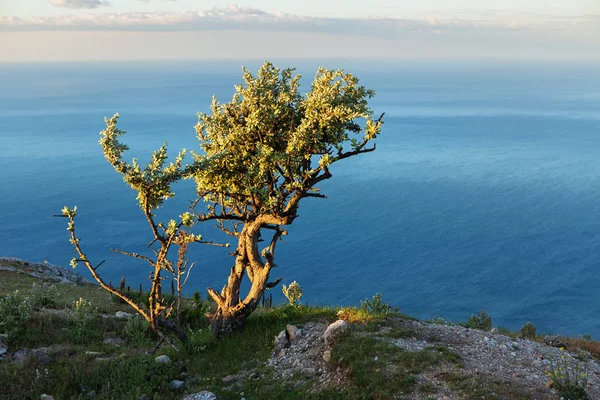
{"left": 72, "top": 297, "right": 99, "bottom": 344}
{"left": 180, "top": 291, "right": 211, "bottom": 329}
{"left": 123, "top": 315, "right": 151, "bottom": 345}
{"left": 282, "top": 281, "right": 303, "bottom": 306}
{"left": 520, "top": 321, "right": 537, "bottom": 339}
{"left": 466, "top": 309, "right": 492, "bottom": 331}
{"left": 99, "top": 114, "right": 196, "bottom": 211}
{"left": 30, "top": 282, "right": 59, "bottom": 309}
{"left": 0, "top": 290, "right": 33, "bottom": 337}
{"left": 545, "top": 348, "right": 589, "bottom": 400}
{"left": 193, "top": 60, "right": 382, "bottom": 225}
{"left": 360, "top": 293, "right": 393, "bottom": 317}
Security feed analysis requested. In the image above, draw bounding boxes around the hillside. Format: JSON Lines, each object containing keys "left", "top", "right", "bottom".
{"left": 1, "top": 258, "right": 599, "bottom": 399}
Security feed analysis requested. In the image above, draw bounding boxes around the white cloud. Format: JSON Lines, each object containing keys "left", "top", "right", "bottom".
{"left": 48, "top": 0, "right": 111, "bottom": 9}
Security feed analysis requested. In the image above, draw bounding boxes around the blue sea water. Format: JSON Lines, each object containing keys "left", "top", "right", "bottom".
{"left": 1, "top": 60, "right": 599, "bottom": 337}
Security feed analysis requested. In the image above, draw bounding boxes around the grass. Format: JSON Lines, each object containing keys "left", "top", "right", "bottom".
{"left": 440, "top": 371, "right": 548, "bottom": 400}
{"left": 329, "top": 327, "right": 462, "bottom": 399}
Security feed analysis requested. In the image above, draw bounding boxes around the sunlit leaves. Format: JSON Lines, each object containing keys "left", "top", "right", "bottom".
{"left": 193, "top": 61, "right": 381, "bottom": 222}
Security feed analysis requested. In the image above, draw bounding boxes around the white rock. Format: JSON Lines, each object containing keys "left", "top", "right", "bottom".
{"left": 323, "top": 350, "right": 332, "bottom": 363}
{"left": 115, "top": 311, "right": 133, "bottom": 319}
{"left": 40, "top": 395, "right": 55, "bottom": 400}
{"left": 169, "top": 380, "right": 185, "bottom": 390}
{"left": 155, "top": 355, "right": 171, "bottom": 364}
{"left": 286, "top": 324, "right": 301, "bottom": 341}
{"left": 274, "top": 330, "right": 290, "bottom": 353}
{"left": 324, "top": 320, "right": 348, "bottom": 347}
{"left": 183, "top": 391, "right": 217, "bottom": 400}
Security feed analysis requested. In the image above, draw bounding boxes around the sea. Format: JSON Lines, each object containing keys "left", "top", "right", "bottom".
{"left": 1, "top": 59, "right": 599, "bottom": 337}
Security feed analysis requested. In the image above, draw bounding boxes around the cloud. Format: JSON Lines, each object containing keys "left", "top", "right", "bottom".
{"left": 48, "top": 0, "right": 111, "bottom": 9}
{"left": 1, "top": 6, "right": 598, "bottom": 43}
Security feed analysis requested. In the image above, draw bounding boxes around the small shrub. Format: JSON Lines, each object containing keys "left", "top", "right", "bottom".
{"left": 545, "top": 348, "right": 589, "bottom": 400}
{"left": 466, "top": 310, "right": 492, "bottom": 331}
{"left": 180, "top": 291, "right": 211, "bottom": 329}
{"left": 123, "top": 316, "right": 151, "bottom": 345}
{"left": 360, "top": 293, "right": 393, "bottom": 317}
{"left": 0, "top": 290, "right": 33, "bottom": 337}
{"left": 72, "top": 297, "right": 98, "bottom": 344}
{"left": 282, "top": 281, "right": 303, "bottom": 307}
{"left": 30, "top": 283, "right": 59, "bottom": 309}
{"left": 520, "top": 322, "right": 536, "bottom": 339}
{"left": 583, "top": 334, "right": 593, "bottom": 341}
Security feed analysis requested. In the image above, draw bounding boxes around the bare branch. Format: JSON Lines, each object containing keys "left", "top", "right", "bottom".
{"left": 111, "top": 248, "right": 155, "bottom": 266}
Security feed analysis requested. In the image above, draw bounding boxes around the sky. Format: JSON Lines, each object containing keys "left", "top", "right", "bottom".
{"left": 0, "top": 1, "right": 599, "bottom": 62}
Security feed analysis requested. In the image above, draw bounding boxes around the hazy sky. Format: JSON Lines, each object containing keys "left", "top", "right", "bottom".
{"left": 1, "top": 1, "right": 598, "bottom": 62}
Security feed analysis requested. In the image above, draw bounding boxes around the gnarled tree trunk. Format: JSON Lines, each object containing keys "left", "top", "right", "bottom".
{"left": 207, "top": 222, "right": 282, "bottom": 337}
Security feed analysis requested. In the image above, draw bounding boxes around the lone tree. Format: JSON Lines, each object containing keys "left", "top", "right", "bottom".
{"left": 193, "top": 62, "right": 383, "bottom": 337}
{"left": 58, "top": 115, "right": 222, "bottom": 343}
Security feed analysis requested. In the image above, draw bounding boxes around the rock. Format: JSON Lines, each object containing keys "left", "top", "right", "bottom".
{"left": 490, "top": 328, "right": 498, "bottom": 334}
{"left": 323, "top": 350, "right": 332, "bottom": 363}
{"left": 0, "top": 338, "right": 7, "bottom": 356}
{"left": 169, "top": 379, "right": 185, "bottom": 390}
{"left": 40, "top": 395, "right": 55, "bottom": 400}
{"left": 155, "top": 355, "right": 171, "bottom": 364}
{"left": 544, "top": 335, "right": 566, "bottom": 348}
{"left": 324, "top": 320, "right": 348, "bottom": 347}
{"left": 222, "top": 375, "right": 235, "bottom": 385}
{"left": 115, "top": 311, "right": 133, "bottom": 319}
{"left": 102, "top": 338, "right": 124, "bottom": 346}
{"left": 274, "top": 330, "right": 290, "bottom": 354}
{"left": 286, "top": 324, "right": 301, "bottom": 341}
{"left": 85, "top": 351, "right": 102, "bottom": 356}
{"left": 183, "top": 391, "right": 217, "bottom": 400}
{"left": 302, "top": 367, "right": 317, "bottom": 376}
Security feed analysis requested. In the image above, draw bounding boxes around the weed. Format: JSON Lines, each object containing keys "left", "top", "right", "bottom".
{"left": 520, "top": 322, "right": 536, "bottom": 339}
{"left": 72, "top": 297, "right": 99, "bottom": 344}
{"left": 123, "top": 315, "right": 151, "bottom": 345}
{"left": 360, "top": 293, "right": 394, "bottom": 317}
{"left": 466, "top": 309, "right": 492, "bottom": 331}
{"left": 282, "top": 281, "right": 303, "bottom": 307}
{"left": 545, "top": 348, "right": 589, "bottom": 400}
{"left": 0, "top": 290, "right": 33, "bottom": 337}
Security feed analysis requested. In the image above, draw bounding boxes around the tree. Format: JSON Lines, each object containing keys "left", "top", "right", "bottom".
{"left": 193, "top": 61, "right": 383, "bottom": 337}
{"left": 58, "top": 115, "right": 222, "bottom": 343}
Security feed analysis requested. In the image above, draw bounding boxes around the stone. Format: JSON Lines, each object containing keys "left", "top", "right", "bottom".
{"left": 490, "top": 328, "right": 498, "bottom": 334}
{"left": 169, "top": 379, "right": 185, "bottom": 390}
{"left": 155, "top": 355, "right": 171, "bottom": 364}
{"left": 544, "top": 335, "right": 566, "bottom": 349}
{"left": 40, "top": 395, "right": 55, "bottom": 400}
{"left": 324, "top": 320, "right": 348, "bottom": 347}
{"left": 115, "top": 311, "right": 133, "bottom": 319}
{"left": 286, "top": 324, "right": 301, "bottom": 341}
{"left": 85, "top": 351, "right": 102, "bottom": 356}
{"left": 323, "top": 350, "right": 332, "bottom": 363}
{"left": 102, "top": 338, "right": 124, "bottom": 346}
{"left": 274, "top": 330, "right": 290, "bottom": 354}
{"left": 0, "top": 338, "right": 7, "bottom": 356}
{"left": 183, "top": 391, "right": 217, "bottom": 400}
{"left": 222, "top": 375, "right": 235, "bottom": 385}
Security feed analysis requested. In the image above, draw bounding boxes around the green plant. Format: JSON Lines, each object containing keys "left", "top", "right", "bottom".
{"left": 0, "top": 290, "right": 33, "bottom": 337}
{"left": 282, "top": 281, "right": 303, "bottom": 307}
{"left": 520, "top": 321, "right": 536, "bottom": 339}
{"left": 30, "top": 283, "right": 59, "bottom": 309}
{"left": 123, "top": 315, "right": 151, "bottom": 345}
{"left": 466, "top": 310, "right": 492, "bottom": 331}
{"left": 72, "top": 297, "right": 98, "bottom": 344}
{"left": 545, "top": 348, "right": 589, "bottom": 400}
{"left": 192, "top": 61, "right": 383, "bottom": 337}
{"left": 360, "top": 293, "right": 393, "bottom": 317}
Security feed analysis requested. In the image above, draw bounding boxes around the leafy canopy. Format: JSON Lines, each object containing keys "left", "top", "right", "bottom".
{"left": 194, "top": 61, "right": 382, "bottom": 220}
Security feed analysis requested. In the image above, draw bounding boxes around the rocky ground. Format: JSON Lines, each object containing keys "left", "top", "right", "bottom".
{"left": 0, "top": 257, "right": 88, "bottom": 285}
{"left": 240, "top": 318, "right": 600, "bottom": 400}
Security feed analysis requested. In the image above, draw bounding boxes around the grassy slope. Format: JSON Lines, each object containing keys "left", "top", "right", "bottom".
{"left": 1, "top": 269, "right": 599, "bottom": 400}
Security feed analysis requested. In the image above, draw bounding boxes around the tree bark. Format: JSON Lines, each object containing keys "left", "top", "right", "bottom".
{"left": 207, "top": 222, "right": 280, "bottom": 338}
